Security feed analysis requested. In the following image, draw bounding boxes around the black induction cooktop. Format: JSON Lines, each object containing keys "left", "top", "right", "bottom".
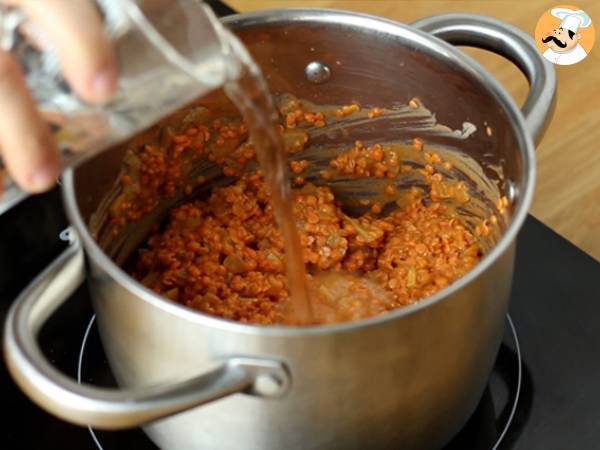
{"left": 2, "top": 1, "right": 600, "bottom": 448}
{"left": 3, "top": 184, "right": 599, "bottom": 450}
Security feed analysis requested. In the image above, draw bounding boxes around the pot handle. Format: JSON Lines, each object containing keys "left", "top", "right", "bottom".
{"left": 412, "top": 13, "right": 556, "bottom": 145}
{"left": 3, "top": 229, "right": 290, "bottom": 430}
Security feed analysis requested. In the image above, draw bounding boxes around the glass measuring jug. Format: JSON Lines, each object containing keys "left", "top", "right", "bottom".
{"left": 0, "top": 0, "right": 242, "bottom": 214}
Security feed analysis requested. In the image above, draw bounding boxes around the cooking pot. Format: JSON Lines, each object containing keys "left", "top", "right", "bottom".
{"left": 4, "top": 9, "right": 555, "bottom": 450}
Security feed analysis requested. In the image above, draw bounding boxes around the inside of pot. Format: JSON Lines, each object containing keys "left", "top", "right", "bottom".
{"left": 72, "top": 17, "right": 527, "bottom": 325}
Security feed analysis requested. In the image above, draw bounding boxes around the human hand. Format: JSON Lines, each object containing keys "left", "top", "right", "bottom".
{"left": 0, "top": 0, "right": 117, "bottom": 193}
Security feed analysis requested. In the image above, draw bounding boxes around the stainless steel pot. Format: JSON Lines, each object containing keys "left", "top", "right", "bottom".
{"left": 4, "top": 10, "right": 555, "bottom": 450}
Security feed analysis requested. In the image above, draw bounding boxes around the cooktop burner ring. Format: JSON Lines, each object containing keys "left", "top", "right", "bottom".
{"left": 77, "top": 315, "right": 103, "bottom": 450}
{"left": 77, "top": 313, "right": 522, "bottom": 450}
{"left": 493, "top": 314, "right": 521, "bottom": 449}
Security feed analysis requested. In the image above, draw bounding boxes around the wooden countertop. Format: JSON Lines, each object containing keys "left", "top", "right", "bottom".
{"left": 228, "top": 0, "right": 600, "bottom": 261}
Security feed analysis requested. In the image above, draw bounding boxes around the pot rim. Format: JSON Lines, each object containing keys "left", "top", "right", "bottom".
{"left": 62, "top": 8, "right": 535, "bottom": 337}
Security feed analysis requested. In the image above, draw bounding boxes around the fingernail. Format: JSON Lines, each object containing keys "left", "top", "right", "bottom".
{"left": 29, "top": 165, "right": 58, "bottom": 192}
{"left": 91, "top": 65, "right": 117, "bottom": 100}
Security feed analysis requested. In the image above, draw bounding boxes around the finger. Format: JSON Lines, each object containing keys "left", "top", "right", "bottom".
{"left": 19, "top": 0, "right": 117, "bottom": 104}
{"left": 0, "top": 50, "right": 60, "bottom": 193}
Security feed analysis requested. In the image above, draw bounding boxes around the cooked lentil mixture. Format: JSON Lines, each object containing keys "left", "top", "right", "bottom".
{"left": 121, "top": 95, "right": 493, "bottom": 326}
{"left": 133, "top": 172, "right": 482, "bottom": 325}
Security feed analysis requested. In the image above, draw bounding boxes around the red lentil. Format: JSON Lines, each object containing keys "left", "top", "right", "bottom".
{"left": 335, "top": 103, "right": 360, "bottom": 118}
{"left": 320, "top": 170, "right": 333, "bottom": 180}
{"left": 368, "top": 107, "right": 383, "bottom": 118}
{"left": 412, "top": 137, "right": 424, "bottom": 151}
{"left": 384, "top": 184, "right": 396, "bottom": 196}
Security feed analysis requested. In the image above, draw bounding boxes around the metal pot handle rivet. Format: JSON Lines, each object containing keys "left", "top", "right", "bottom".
{"left": 305, "top": 61, "right": 331, "bottom": 84}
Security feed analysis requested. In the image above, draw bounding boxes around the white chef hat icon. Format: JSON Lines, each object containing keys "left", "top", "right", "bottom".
{"left": 551, "top": 8, "right": 592, "bottom": 33}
